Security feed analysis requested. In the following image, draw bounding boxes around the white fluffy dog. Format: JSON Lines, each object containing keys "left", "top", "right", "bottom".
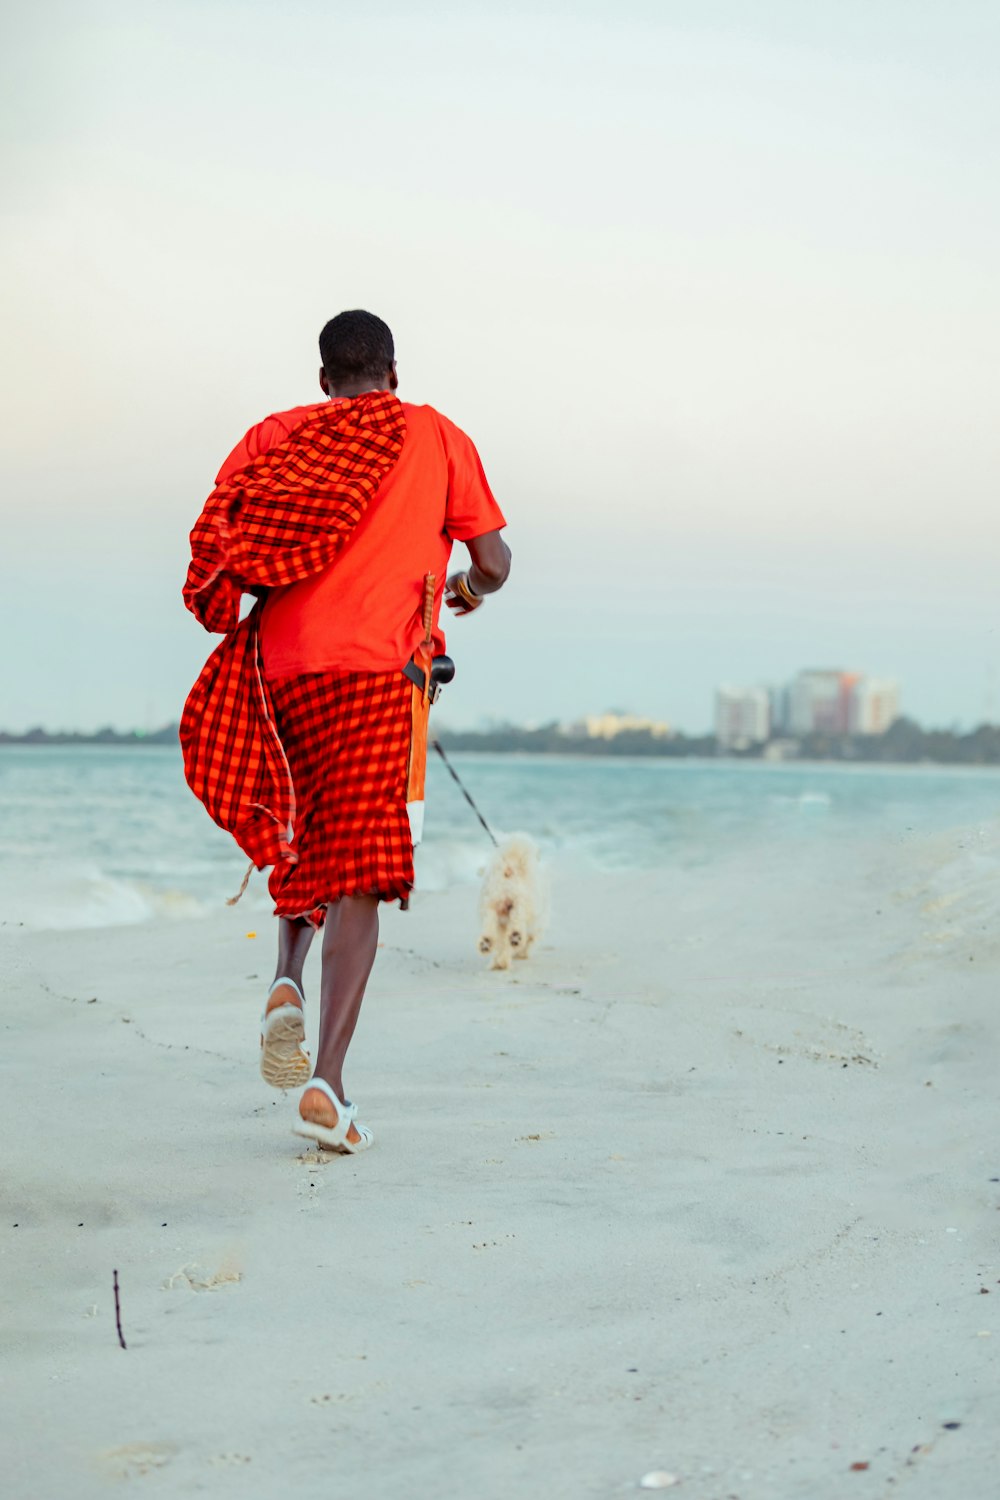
{"left": 478, "top": 834, "right": 547, "bottom": 970}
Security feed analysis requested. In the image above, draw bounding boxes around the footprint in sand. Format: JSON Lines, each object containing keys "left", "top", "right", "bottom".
{"left": 100, "top": 1442, "right": 175, "bottom": 1478}
{"left": 733, "top": 1022, "right": 879, "bottom": 1069}
{"left": 162, "top": 1260, "right": 242, "bottom": 1292}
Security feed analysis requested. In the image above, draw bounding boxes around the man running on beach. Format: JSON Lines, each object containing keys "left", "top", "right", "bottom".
{"left": 182, "top": 310, "right": 509, "bottom": 1152}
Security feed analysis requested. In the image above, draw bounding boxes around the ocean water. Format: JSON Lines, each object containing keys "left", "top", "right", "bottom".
{"left": 2, "top": 745, "right": 999, "bottom": 931}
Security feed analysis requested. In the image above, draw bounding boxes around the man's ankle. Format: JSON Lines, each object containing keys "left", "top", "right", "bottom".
{"left": 308, "top": 1072, "right": 345, "bottom": 1101}
{"left": 267, "top": 979, "right": 303, "bottom": 1013}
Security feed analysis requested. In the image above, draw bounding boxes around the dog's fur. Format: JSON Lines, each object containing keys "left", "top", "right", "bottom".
{"left": 478, "top": 834, "right": 547, "bottom": 970}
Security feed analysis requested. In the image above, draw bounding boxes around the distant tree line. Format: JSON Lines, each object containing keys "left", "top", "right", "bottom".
{"left": 436, "top": 723, "right": 717, "bottom": 756}
{"left": 437, "top": 716, "right": 1000, "bottom": 765}
{"left": 3, "top": 716, "right": 1000, "bottom": 765}
{"left": 793, "top": 717, "right": 1000, "bottom": 766}
{"left": 0, "top": 724, "right": 181, "bottom": 746}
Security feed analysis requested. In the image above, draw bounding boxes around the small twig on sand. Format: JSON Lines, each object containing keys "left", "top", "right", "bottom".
{"left": 113, "top": 1269, "right": 127, "bottom": 1350}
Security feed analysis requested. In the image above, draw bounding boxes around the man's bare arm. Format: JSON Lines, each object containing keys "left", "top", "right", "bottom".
{"left": 445, "top": 530, "right": 511, "bottom": 614}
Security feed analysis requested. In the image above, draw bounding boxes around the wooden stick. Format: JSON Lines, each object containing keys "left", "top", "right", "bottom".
{"left": 113, "top": 1268, "right": 127, "bottom": 1350}
{"left": 422, "top": 572, "right": 435, "bottom": 645}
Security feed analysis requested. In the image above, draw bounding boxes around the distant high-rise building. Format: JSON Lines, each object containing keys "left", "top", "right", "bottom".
{"left": 715, "top": 686, "right": 770, "bottom": 749}
{"left": 769, "top": 683, "right": 790, "bottom": 735}
{"left": 786, "top": 670, "right": 860, "bottom": 736}
{"left": 848, "top": 678, "right": 900, "bottom": 735}
{"left": 716, "top": 669, "right": 900, "bottom": 744}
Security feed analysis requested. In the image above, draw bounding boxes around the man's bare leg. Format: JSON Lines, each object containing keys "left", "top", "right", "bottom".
{"left": 300, "top": 895, "right": 380, "bottom": 1145}
{"left": 266, "top": 916, "right": 315, "bottom": 1015}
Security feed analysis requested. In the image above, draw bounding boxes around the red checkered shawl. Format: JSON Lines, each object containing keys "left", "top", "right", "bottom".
{"left": 181, "top": 392, "right": 406, "bottom": 872}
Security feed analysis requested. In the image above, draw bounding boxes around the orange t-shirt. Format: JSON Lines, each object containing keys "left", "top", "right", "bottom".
{"left": 215, "top": 400, "right": 506, "bottom": 679}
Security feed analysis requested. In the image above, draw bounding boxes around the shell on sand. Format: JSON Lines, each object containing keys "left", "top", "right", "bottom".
{"left": 639, "top": 1474, "right": 680, "bottom": 1490}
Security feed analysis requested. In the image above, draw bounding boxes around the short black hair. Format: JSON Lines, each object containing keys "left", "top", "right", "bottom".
{"left": 319, "top": 309, "right": 394, "bottom": 384}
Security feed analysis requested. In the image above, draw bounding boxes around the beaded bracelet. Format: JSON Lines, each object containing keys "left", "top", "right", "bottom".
{"left": 452, "top": 572, "right": 484, "bottom": 611}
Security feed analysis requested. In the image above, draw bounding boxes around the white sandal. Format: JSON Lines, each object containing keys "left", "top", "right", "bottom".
{"left": 260, "top": 978, "right": 311, "bottom": 1090}
{"left": 294, "top": 1078, "right": 374, "bottom": 1154}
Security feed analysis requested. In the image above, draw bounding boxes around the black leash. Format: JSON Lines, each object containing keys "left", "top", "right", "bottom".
{"left": 431, "top": 740, "right": 499, "bottom": 848}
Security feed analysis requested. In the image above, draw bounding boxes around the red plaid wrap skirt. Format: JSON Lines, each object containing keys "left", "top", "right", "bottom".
{"left": 266, "top": 669, "right": 415, "bottom": 925}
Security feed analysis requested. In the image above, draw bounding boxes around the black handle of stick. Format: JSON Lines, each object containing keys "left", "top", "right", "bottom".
{"left": 431, "top": 740, "right": 499, "bottom": 847}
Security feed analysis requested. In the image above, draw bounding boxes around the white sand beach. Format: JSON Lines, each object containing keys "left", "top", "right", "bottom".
{"left": 3, "top": 833, "right": 998, "bottom": 1499}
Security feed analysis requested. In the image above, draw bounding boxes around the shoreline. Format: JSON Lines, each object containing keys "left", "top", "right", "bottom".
{"left": 5, "top": 739, "right": 1000, "bottom": 774}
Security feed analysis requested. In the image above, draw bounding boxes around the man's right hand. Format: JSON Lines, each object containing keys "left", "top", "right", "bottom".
{"left": 445, "top": 572, "right": 484, "bottom": 614}
{"left": 446, "top": 530, "right": 511, "bottom": 615}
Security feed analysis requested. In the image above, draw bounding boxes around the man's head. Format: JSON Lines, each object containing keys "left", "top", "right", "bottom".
{"left": 319, "top": 309, "right": 397, "bottom": 397}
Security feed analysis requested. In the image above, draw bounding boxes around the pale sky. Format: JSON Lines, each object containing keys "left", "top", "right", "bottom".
{"left": 2, "top": 0, "right": 998, "bottom": 733}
